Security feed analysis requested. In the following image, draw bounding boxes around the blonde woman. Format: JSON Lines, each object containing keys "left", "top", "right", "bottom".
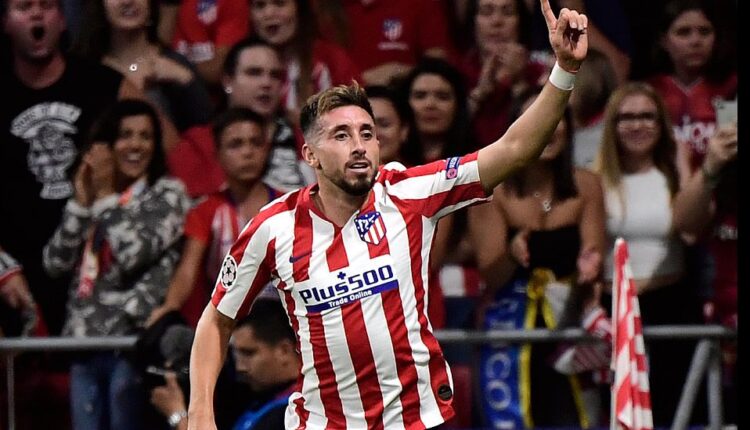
{"left": 593, "top": 82, "right": 704, "bottom": 426}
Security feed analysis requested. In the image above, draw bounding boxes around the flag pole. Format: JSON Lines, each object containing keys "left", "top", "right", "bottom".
{"left": 610, "top": 238, "right": 623, "bottom": 430}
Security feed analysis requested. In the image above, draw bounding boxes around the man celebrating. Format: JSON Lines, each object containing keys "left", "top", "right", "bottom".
{"left": 189, "top": 1, "right": 588, "bottom": 428}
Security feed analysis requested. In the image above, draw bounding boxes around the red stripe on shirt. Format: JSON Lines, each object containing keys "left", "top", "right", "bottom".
{"left": 236, "top": 238, "right": 275, "bottom": 318}
{"left": 400, "top": 207, "right": 455, "bottom": 421}
{"left": 325, "top": 225, "right": 349, "bottom": 271}
{"left": 283, "top": 288, "right": 309, "bottom": 430}
{"left": 308, "top": 312, "right": 346, "bottom": 427}
{"left": 420, "top": 183, "right": 487, "bottom": 218}
{"left": 292, "top": 205, "right": 314, "bottom": 282}
{"left": 342, "top": 302, "right": 385, "bottom": 430}
{"left": 381, "top": 288, "right": 424, "bottom": 428}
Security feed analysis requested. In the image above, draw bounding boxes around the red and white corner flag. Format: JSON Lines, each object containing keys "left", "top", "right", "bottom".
{"left": 610, "top": 238, "right": 653, "bottom": 430}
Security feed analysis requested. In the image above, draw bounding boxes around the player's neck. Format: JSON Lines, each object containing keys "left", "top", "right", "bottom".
{"left": 313, "top": 181, "right": 368, "bottom": 227}
{"left": 13, "top": 52, "right": 65, "bottom": 89}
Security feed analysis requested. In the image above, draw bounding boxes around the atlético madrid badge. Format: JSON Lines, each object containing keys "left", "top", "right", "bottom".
{"left": 355, "top": 211, "right": 386, "bottom": 245}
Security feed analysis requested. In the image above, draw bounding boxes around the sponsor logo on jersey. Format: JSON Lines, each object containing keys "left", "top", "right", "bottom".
{"left": 220, "top": 255, "right": 238, "bottom": 289}
{"left": 299, "top": 264, "right": 398, "bottom": 313}
{"left": 355, "top": 211, "right": 387, "bottom": 245}
{"left": 445, "top": 156, "right": 461, "bottom": 179}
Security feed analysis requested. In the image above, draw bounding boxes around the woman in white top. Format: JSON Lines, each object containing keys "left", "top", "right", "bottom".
{"left": 593, "top": 82, "right": 704, "bottom": 426}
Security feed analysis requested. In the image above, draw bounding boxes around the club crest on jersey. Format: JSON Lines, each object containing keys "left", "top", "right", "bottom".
{"left": 355, "top": 211, "right": 386, "bottom": 245}
{"left": 382, "top": 19, "right": 403, "bottom": 42}
{"left": 445, "top": 156, "right": 461, "bottom": 179}
{"left": 220, "top": 255, "right": 238, "bottom": 289}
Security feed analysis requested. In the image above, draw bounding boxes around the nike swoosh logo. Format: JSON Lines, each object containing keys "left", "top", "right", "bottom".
{"left": 289, "top": 251, "right": 312, "bottom": 263}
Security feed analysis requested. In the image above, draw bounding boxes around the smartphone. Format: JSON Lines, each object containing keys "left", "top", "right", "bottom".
{"left": 713, "top": 97, "right": 737, "bottom": 127}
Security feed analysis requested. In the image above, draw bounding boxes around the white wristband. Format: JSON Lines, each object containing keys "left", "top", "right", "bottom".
{"left": 549, "top": 62, "right": 576, "bottom": 91}
{"left": 167, "top": 410, "right": 187, "bottom": 428}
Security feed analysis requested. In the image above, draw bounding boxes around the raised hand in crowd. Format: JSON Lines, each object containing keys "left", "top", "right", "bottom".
{"left": 73, "top": 143, "right": 116, "bottom": 208}
{"left": 703, "top": 123, "right": 738, "bottom": 177}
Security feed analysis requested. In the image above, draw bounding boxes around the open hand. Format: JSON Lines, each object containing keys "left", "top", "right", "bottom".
{"left": 703, "top": 123, "right": 738, "bottom": 175}
{"left": 576, "top": 247, "right": 601, "bottom": 284}
{"left": 541, "top": 0, "right": 588, "bottom": 72}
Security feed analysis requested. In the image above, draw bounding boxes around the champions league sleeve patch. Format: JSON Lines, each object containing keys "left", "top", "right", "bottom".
{"left": 355, "top": 211, "right": 387, "bottom": 245}
{"left": 220, "top": 255, "right": 238, "bottom": 289}
{"left": 445, "top": 156, "right": 461, "bottom": 179}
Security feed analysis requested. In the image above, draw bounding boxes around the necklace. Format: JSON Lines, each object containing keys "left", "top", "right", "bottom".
{"left": 533, "top": 192, "right": 552, "bottom": 213}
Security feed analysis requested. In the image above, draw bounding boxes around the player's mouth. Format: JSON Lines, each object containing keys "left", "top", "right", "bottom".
{"left": 31, "top": 25, "right": 46, "bottom": 41}
{"left": 346, "top": 160, "right": 371, "bottom": 173}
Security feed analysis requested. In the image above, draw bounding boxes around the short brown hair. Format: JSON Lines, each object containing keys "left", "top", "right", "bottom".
{"left": 299, "top": 82, "right": 374, "bottom": 142}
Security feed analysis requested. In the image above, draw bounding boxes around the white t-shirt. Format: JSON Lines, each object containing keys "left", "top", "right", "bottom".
{"left": 603, "top": 167, "right": 684, "bottom": 280}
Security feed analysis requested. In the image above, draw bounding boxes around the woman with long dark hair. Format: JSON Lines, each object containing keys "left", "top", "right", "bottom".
{"left": 43, "top": 99, "right": 191, "bottom": 430}
{"left": 73, "top": 0, "right": 214, "bottom": 133}
{"left": 469, "top": 86, "right": 607, "bottom": 428}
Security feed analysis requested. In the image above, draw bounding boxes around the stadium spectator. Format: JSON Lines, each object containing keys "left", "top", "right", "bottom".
{"left": 250, "top": 0, "right": 360, "bottom": 126}
{"left": 42, "top": 99, "right": 190, "bottom": 430}
{"left": 469, "top": 87, "right": 606, "bottom": 428}
{"left": 172, "top": 0, "right": 249, "bottom": 88}
{"left": 314, "top": 0, "right": 456, "bottom": 86}
{"left": 673, "top": 122, "right": 737, "bottom": 423}
{"left": 364, "top": 84, "right": 419, "bottom": 166}
{"left": 73, "top": 0, "right": 215, "bottom": 132}
{"left": 460, "top": 0, "right": 547, "bottom": 149}
{"left": 593, "top": 82, "right": 705, "bottom": 426}
{"left": 167, "top": 37, "right": 314, "bottom": 197}
{"left": 1, "top": 0, "right": 141, "bottom": 336}
{"left": 149, "top": 108, "right": 281, "bottom": 327}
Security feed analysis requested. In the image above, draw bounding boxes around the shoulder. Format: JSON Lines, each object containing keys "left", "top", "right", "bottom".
{"left": 153, "top": 177, "right": 191, "bottom": 206}
{"left": 255, "top": 188, "right": 303, "bottom": 224}
{"left": 155, "top": 177, "right": 189, "bottom": 194}
{"left": 66, "top": 56, "right": 123, "bottom": 84}
{"left": 192, "top": 190, "right": 227, "bottom": 211}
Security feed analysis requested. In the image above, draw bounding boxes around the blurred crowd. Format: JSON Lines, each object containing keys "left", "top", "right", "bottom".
{"left": 0, "top": 0, "right": 737, "bottom": 429}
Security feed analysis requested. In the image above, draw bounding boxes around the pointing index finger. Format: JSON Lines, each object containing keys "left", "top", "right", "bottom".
{"left": 540, "top": 0, "right": 557, "bottom": 30}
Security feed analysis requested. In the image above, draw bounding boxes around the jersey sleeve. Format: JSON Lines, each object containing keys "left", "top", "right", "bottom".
{"left": 210, "top": 216, "right": 274, "bottom": 320}
{"left": 381, "top": 151, "right": 489, "bottom": 219}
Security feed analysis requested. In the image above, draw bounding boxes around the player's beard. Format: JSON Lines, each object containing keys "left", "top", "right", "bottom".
{"left": 334, "top": 170, "right": 376, "bottom": 196}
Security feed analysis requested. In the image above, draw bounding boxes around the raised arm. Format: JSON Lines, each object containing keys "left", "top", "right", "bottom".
{"left": 187, "top": 304, "right": 236, "bottom": 430}
{"left": 477, "top": 0, "right": 588, "bottom": 193}
{"left": 672, "top": 124, "right": 737, "bottom": 235}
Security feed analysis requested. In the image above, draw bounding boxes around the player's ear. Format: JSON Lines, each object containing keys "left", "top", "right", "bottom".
{"left": 302, "top": 143, "right": 320, "bottom": 169}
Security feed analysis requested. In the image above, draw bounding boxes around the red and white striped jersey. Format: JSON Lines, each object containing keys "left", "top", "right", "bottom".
{"left": 211, "top": 153, "right": 488, "bottom": 429}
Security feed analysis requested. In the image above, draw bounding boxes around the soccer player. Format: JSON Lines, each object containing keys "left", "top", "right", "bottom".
{"left": 188, "top": 1, "right": 588, "bottom": 428}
